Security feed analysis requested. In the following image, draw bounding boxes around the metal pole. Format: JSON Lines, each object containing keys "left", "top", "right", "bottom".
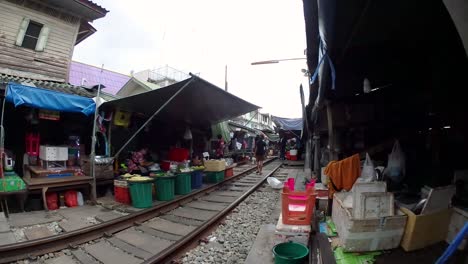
{"left": 113, "top": 77, "right": 195, "bottom": 158}
{"left": 90, "top": 65, "right": 104, "bottom": 202}
{"left": 225, "top": 65, "right": 228, "bottom": 92}
{"left": 0, "top": 88, "right": 7, "bottom": 179}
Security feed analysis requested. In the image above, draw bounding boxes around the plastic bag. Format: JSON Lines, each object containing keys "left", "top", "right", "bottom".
{"left": 267, "top": 177, "right": 284, "bottom": 189}
{"left": 357, "top": 153, "right": 376, "bottom": 183}
{"left": 64, "top": 190, "right": 78, "bottom": 208}
{"left": 77, "top": 191, "right": 84, "bottom": 206}
{"left": 46, "top": 192, "right": 59, "bottom": 210}
{"left": 384, "top": 140, "right": 405, "bottom": 183}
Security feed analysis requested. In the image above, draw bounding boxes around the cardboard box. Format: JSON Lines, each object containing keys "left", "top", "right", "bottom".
{"left": 400, "top": 207, "right": 452, "bottom": 251}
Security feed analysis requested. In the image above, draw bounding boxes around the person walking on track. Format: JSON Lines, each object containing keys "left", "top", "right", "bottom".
{"left": 254, "top": 135, "right": 267, "bottom": 175}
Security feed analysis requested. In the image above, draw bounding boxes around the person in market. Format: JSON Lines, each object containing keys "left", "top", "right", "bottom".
{"left": 280, "top": 134, "right": 287, "bottom": 160}
{"left": 126, "top": 147, "right": 153, "bottom": 175}
{"left": 215, "top": 134, "right": 225, "bottom": 159}
{"left": 254, "top": 135, "right": 267, "bottom": 175}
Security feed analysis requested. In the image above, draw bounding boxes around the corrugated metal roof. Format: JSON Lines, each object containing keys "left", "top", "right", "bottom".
{"left": 69, "top": 61, "right": 130, "bottom": 95}
{"left": 0, "top": 73, "right": 95, "bottom": 98}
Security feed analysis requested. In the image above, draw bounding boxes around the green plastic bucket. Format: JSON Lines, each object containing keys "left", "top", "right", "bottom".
{"left": 206, "top": 171, "right": 224, "bottom": 183}
{"left": 175, "top": 173, "right": 191, "bottom": 195}
{"left": 155, "top": 176, "right": 175, "bottom": 201}
{"left": 128, "top": 180, "right": 153, "bottom": 208}
{"left": 272, "top": 242, "right": 309, "bottom": 264}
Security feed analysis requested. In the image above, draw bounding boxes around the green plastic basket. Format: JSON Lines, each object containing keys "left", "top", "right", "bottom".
{"left": 206, "top": 171, "right": 224, "bottom": 183}
{"left": 175, "top": 173, "right": 191, "bottom": 195}
{"left": 155, "top": 176, "right": 175, "bottom": 201}
{"left": 128, "top": 180, "right": 153, "bottom": 208}
{"left": 272, "top": 242, "right": 309, "bottom": 264}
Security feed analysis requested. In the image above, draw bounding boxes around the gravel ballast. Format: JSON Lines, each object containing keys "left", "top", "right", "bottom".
{"left": 181, "top": 185, "right": 280, "bottom": 264}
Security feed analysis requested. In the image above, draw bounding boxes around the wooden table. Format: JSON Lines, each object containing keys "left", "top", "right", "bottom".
{"left": 27, "top": 166, "right": 80, "bottom": 178}
{"left": 0, "top": 190, "right": 27, "bottom": 218}
{"left": 23, "top": 176, "right": 93, "bottom": 211}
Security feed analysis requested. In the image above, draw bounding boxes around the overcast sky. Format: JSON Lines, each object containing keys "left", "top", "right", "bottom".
{"left": 73, "top": 0, "right": 308, "bottom": 118}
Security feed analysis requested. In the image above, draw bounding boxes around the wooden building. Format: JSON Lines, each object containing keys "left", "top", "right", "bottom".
{"left": 0, "top": 0, "right": 108, "bottom": 82}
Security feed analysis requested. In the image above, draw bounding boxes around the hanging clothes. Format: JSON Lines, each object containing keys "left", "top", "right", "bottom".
{"left": 324, "top": 154, "right": 361, "bottom": 198}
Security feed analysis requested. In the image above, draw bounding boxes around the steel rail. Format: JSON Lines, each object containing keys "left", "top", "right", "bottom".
{"left": 144, "top": 162, "right": 282, "bottom": 264}
{"left": 0, "top": 158, "right": 276, "bottom": 263}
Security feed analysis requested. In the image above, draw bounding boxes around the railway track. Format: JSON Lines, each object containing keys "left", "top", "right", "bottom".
{"left": 0, "top": 159, "right": 281, "bottom": 264}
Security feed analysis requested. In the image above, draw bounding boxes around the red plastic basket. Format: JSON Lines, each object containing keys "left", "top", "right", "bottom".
{"left": 168, "top": 148, "right": 189, "bottom": 162}
{"left": 225, "top": 168, "right": 234, "bottom": 178}
{"left": 290, "top": 155, "right": 298, "bottom": 161}
{"left": 114, "top": 186, "right": 131, "bottom": 204}
{"left": 281, "top": 185, "right": 316, "bottom": 225}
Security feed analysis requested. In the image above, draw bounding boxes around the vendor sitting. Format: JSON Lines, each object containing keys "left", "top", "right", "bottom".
{"left": 127, "top": 147, "right": 153, "bottom": 175}
{"left": 192, "top": 154, "right": 203, "bottom": 166}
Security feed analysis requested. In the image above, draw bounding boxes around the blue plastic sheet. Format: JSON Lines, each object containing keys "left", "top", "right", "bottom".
{"left": 6, "top": 83, "right": 95, "bottom": 116}
{"left": 272, "top": 116, "right": 303, "bottom": 131}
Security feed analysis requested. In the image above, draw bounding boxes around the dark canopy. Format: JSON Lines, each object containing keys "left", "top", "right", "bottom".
{"left": 100, "top": 75, "right": 259, "bottom": 128}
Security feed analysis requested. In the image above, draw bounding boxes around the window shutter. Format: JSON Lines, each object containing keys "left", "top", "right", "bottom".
{"left": 15, "top": 18, "right": 30, "bottom": 46}
{"left": 35, "top": 26, "right": 49, "bottom": 51}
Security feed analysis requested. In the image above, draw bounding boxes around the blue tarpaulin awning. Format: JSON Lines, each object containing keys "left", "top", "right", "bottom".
{"left": 272, "top": 116, "right": 303, "bottom": 131}
{"left": 6, "top": 83, "right": 96, "bottom": 115}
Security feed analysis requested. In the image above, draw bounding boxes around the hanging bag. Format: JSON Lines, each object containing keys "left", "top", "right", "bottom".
{"left": 358, "top": 153, "right": 376, "bottom": 183}
{"left": 384, "top": 140, "right": 405, "bottom": 183}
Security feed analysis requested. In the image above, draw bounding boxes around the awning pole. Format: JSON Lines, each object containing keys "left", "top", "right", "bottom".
{"left": 0, "top": 87, "right": 7, "bottom": 179}
{"left": 113, "top": 77, "right": 195, "bottom": 158}
{"left": 90, "top": 65, "right": 104, "bottom": 202}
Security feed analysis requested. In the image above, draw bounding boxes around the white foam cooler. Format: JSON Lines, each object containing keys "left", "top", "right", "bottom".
{"left": 275, "top": 213, "right": 311, "bottom": 246}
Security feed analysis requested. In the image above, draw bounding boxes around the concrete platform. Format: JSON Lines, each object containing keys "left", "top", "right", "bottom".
{"left": 201, "top": 195, "right": 238, "bottom": 203}
{"left": 169, "top": 207, "right": 217, "bottom": 221}
{"left": 8, "top": 211, "right": 62, "bottom": 227}
{"left": 145, "top": 217, "right": 196, "bottom": 236}
{"left": 160, "top": 214, "right": 204, "bottom": 226}
{"left": 24, "top": 226, "right": 55, "bottom": 240}
{"left": 107, "top": 237, "right": 152, "bottom": 260}
{"left": 185, "top": 201, "right": 227, "bottom": 211}
{"left": 244, "top": 224, "right": 276, "bottom": 264}
{"left": 44, "top": 255, "right": 78, "bottom": 264}
{"left": 115, "top": 228, "right": 172, "bottom": 255}
{"left": 85, "top": 241, "right": 141, "bottom": 264}
{"left": 0, "top": 231, "right": 16, "bottom": 245}
{"left": 0, "top": 215, "right": 10, "bottom": 233}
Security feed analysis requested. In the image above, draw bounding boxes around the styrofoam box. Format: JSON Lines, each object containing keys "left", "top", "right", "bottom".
{"left": 446, "top": 207, "right": 468, "bottom": 250}
{"left": 352, "top": 182, "right": 387, "bottom": 218}
{"left": 39, "top": 146, "right": 68, "bottom": 161}
{"left": 274, "top": 213, "right": 311, "bottom": 246}
{"left": 333, "top": 192, "right": 407, "bottom": 252}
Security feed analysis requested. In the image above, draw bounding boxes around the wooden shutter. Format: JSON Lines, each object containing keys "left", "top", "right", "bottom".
{"left": 35, "top": 25, "right": 50, "bottom": 51}
{"left": 15, "top": 18, "right": 30, "bottom": 46}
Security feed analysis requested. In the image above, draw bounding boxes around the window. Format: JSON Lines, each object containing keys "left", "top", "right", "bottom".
{"left": 16, "top": 18, "right": 50, "bottom": 51}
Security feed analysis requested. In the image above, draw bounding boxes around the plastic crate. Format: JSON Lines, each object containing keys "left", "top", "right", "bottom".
{"left": 204, "top": 160, "right": 226, "bottom": 172}
{"left": 225, "top": 168, "right": 234, "bottom": 178}
{"left": 281, "top": 185, "right": 316, "bottom": 225}
{"left": 206, "top": 171, "right": 225, "bottom": 183}
{"left": 114, "top": 186, "right": 131, "bottom": 204}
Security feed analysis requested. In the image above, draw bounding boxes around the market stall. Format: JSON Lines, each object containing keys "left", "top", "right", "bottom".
{"left": 0, "top": 82, "right": 97, "bottom": 213}
{"left": 98, "top": 74, "right": 259, "bottom": 207}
